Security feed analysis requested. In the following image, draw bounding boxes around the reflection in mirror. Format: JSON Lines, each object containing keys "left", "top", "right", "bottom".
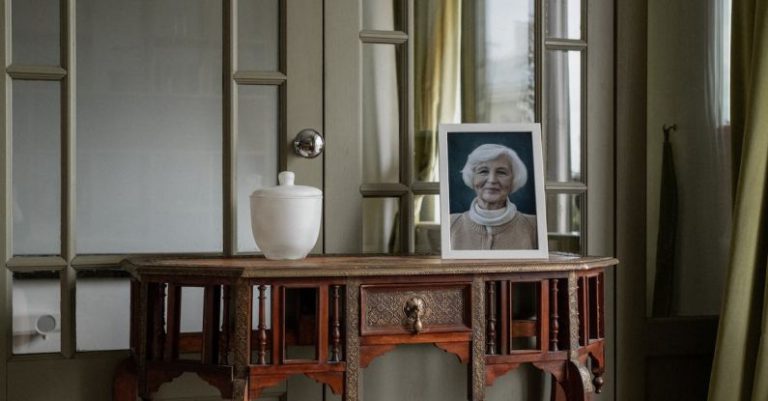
{"left": 237, "top": 85, "right": 279, "bottom": 252}
{"left": 363, "top": 44, "right": 401, "bottom": 184}
{"left": 411, "top": 0, "right": 535, "bottom": 256}
{"left": 76, "top": 0, "right": 223, "bottom": 253}
{"left": 509, "top": 281, "right": 540, "bottom": 351}
{"left": 545, "top": 50, "right": 582, "bottom": 182}
{"left": 179, "top": 286, "right": 204, "bottom": 361}
{"left": 415, "top": 195, "right": 441, "bottom": 253}
{"left": 546, "top": 193, "right": 582, "bottom": 253}
{"left": 363, "top": 198, "right": 400, "bottom": 254}
{"left": 12, "top": 80, "right": 61, "bottom": 256}
{"left": 12, "top": 271, "right": 61, "bottom": 354}
{"left": 362, "top": 0, "right": 402, "bottom": 31}
{"left": 237, "top": 0, "right": 279, "bottom": 71}
{"left": 413, "top": 0, "right": 534, "bottom": 185}
{"left": 76, "top": 270, "right": 131, "bottom": 351}
{"left": 12, "top": 0, "right": 60, "bottom": 65}
{"left": 283, "top": 287, "right": 318, "bottom": 362}
{"left": 546, "top": 0, "right": 581, "bottom": 39}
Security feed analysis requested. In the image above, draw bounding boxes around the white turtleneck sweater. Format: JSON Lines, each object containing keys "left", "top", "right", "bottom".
{"left": 450, "top": 199, "right": 538, "bottom": 250}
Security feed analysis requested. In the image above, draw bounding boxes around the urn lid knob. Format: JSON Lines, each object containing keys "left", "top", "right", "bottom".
{"left": 250, "top": 171, "right": 322, "bottom": 199}
{"left": 278, "top": 171, "right": 295, "bottom": 186}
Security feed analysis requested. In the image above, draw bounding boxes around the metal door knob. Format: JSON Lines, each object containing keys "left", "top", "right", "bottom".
{"left": 293, "top": 129, "right": 324, "bottom": 158}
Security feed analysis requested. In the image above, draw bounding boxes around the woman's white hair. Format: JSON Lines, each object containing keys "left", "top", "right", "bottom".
{"left": 460, "top": 144, "right": 528, "bottom": 194}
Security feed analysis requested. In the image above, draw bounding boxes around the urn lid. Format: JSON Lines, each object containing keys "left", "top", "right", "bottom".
{"left": 250, "top": 171, "right": 322, "bottom": 199}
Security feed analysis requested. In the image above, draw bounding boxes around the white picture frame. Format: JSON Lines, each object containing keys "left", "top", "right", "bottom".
{"left": 439, "top": 123, "right": 549, "bottom": 259}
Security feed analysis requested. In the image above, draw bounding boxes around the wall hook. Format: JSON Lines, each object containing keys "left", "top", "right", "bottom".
{"left": 662, "top": 124, "right": 677, "bottom": 141}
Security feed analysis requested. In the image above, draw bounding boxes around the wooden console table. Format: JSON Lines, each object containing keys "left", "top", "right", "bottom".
{"left": 113, "top": 254, "right": 617, "bottom": 401}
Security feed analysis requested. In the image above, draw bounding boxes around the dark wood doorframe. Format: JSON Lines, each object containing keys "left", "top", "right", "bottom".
{"left": 616, "top": 0, "right": 649, "bottom": 398}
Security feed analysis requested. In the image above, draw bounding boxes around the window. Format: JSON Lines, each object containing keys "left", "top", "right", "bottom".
{"left": 360, "top": 0, "right": 590, "bottom": 255}
{"left": 5, "top": 0, "right": 283, "bottom": 355}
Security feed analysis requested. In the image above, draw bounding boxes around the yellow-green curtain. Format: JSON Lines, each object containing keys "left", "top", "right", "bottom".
{"left": 707, "top": 0, "right": 768, "bottom": 399}
{"left": 412, "top": 0, "right": 462, "bottom": 252}
{"left": 413, "top": 0, "right": 461, "bottom": 184}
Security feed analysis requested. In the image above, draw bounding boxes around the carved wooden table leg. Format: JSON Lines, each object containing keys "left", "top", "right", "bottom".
{"left": 470, "top": 277, "right": 486, "bottom": 401}
{"left": 552, "top": 379, "right": 567, "bottom": 401}
{"left": 532, "top": 360, "right": 566, "bottom": 401}
{"left": 588, "top": 343, "right": 606, "bottom": 394}
{"left": 534, "top": 358, "right": 593, "bottom": 401}
{"left": 113, "top": 358, "right": 138, "bottom": 401}
{"left": 136, "top": 281, "right": 151, "bottom": 399}
{"left": 565, "top": 359, "right": 594, "bottom": 401}
{"left": 114, "top": 279, "right": 141, "bottom": 401}
{"left": 232, "top": 279, "right": 253, "bottom": 401}
{"left": 344, "top": 279, "right": 361, "bottom": 401}
{"left": 565, "top": 273, "right": 594, "bottom": 401}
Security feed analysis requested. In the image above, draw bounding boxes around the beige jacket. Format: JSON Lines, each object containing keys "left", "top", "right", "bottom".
{"left": 449, "top": 211, "right": 538, "bottom": 250}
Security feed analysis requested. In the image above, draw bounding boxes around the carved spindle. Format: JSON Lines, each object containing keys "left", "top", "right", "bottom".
{"left": 163, "top": 284, "right": 181, "bottom": 362}
{"left": 594, "top": 372, "right": 605, "bottom": 393}
{"left": 220, "top": 286, "right": 231, "bottom": 365}
{"left": 330, "top": 285, "right": 342, "bottom": 362}
{"left": 550, "top": 279, "right": 559, "bottom": 351}
{"left": 580, "top": 277, "right": 588, "bottom": 346}
{"left": 151, "top": 283, "right": 167, "bottom": 360}
{"left": 595, "top": 275, "right": 602, "bottom": 338}
{"left": 487, "top": 281, "right": 497, "bottom": 355}
{"left": 257, "top": 285, "right": 268, "bottom": 365}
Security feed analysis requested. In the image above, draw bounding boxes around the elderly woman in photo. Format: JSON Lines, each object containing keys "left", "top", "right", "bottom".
{"left": 450, "top": 144, "right": 538, "bottom": 250}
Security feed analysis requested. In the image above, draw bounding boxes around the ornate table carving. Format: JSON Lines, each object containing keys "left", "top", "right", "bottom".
{"left": 113, "top": 254, "right": 617, "bottom": 401}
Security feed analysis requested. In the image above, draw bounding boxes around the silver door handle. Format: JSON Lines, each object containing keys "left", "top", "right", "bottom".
{"left": 293, "top": 129, "right": 324, "bottom": 159}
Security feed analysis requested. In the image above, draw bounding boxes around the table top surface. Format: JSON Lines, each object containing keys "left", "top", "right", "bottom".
{"left": 122, "top": 253, "right": 618, "bottom": 279}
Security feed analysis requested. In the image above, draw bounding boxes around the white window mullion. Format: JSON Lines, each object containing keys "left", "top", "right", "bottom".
{"left": 543, "top": 0, "right": 589, "bottom": 254}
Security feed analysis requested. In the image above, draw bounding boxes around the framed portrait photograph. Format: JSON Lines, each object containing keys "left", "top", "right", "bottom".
{"left": 438, "top": 123, "right": 548, "bottom": 259}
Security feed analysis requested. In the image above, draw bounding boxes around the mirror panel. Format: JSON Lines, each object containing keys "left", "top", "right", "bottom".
{"left": 363, "top": 197, "right": 400, "bottom": 254}
{"left": 12, "top": 0, "right": 60, "bottom": 65}
{"left": 363, "top": 44, "right": 401, "bottom": 184}
{"left": 12, "top": 80, "right": 61, "bottom": 255}
{"left": 362, "top": 0, "right": 402, "bottom": 31}
{"left": 12, "top": 271, "right": 61, "bottom": 355}
{"left": 546, "top": 192, "right": 582, "bottom": 253}
{"left": 237, "top": 85, "right": 279, "bottom": 253}
{"left": 545, "top": 50, "right": 583, "bottom": 183}
{"left": 12, "top": 81, "right": 61, "bottom": 256}
{"left": 283, "top": 287, "right": 318, "bottom": 362}
{"left": 546, "top": 0, "right": 582, "bottom": 39}
{"left": 75, "top": 0, "right": 223, "bottom": 253}
{"left": 76, "top": 270, "right": 131, "bottom": 351}
{"left": 414, "top": 194, "right": 441, "bottom": 254}
{"left": 413, "top": 0, "right": 535, "bottom": 184}
{"left": 178, "top": 286, "right": 204, "bottom": 361}
{"left": 238, "top": 0, "right": 280, "bottom": 71}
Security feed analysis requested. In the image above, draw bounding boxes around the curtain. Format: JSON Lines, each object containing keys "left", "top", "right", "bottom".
{"left": 413, "top": 0, "right": 462, "bottom": 252}
{"left": 707, "top": 0, "right": 768, "bottom": 399}
{"left": 361, "top": 2, "right": 400, "bottom": 253}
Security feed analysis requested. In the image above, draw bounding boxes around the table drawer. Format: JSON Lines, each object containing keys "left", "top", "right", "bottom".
{"left": 360, "top": 283, "right": 471, "bottom": 336}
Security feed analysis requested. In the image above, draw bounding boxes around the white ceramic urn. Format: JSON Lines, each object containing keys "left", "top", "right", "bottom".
{"left": 250, "top": 171, "right": 322, "bottom": 260}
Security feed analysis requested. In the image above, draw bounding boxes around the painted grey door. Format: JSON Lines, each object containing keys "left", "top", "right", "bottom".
{"left": 1, "top": 0, "right": 326, "bottom": 400}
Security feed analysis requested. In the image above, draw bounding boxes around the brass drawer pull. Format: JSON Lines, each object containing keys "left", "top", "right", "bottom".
{"left": 404, "top": 297, "right": 425, "bottom": 334}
